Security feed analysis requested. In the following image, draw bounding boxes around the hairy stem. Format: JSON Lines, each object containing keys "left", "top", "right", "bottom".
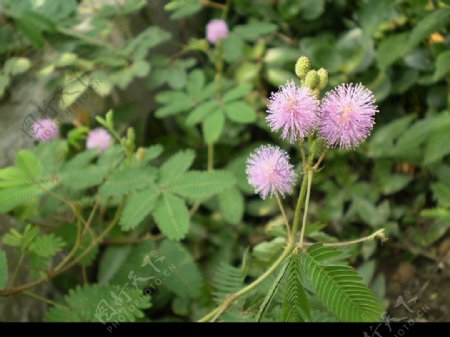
{"left": 275, "top": 194, "right": 291, "bottom": 238}
{"left": 298, "top": 170, "right": 313, "bottom": 248}
{"left": 291, "top": 174, "right": 308, "bottom": 240}
{"left": 9, "top": 250, "right": 25, "bottom": 288}
{"left": 313, "top": 149, "right": 327, "bottom": 170}
{"left": 23, "top": 291, "right": 62, "bottom": 307}
{"left": 299, "top": 141, "right": 306, "bottom": 164}
{"left": 304, "top": 228, "right": 387, "bottom": 248}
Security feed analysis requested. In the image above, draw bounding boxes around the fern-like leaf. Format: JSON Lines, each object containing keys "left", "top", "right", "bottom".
{"left": 98, "top": 167, "right": 156, "bottom": 198}
{"left": 256, "top": 258, "right": 289, "bottom": 322}
{"left": 301, "top": 243, "right": 383, "bottom": 322}
{"left": 168, "top": 170, "right": 236, "bottom": 201}
{"left": 212, "top": 262, "right": 245, "bottom": 303}
{"left": 119, "top": 183, "right": 160, "bottom": 231}
{"left": 0, "top": 185, "right": 44, "bottom": 213}
{"left": 60, "top": 165, "right": 108, "bottom": 191}
{"left": 44, "top": 284, "right": 151, "bottom": 322}
{"left": 15, "top": 150, "right": 42, "bottom": 181}
{"left": 281, "top": 254, "right": 311, "bottom": 322}
{"left": 29, "top": 233, "right": 66, "bottom": 258}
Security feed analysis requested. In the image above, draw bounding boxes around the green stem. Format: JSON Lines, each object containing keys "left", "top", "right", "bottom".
{"left": 300, "top": 141, "right": 306, "bottom": 164}
{"left": 298, "top": 170, "right": 313, "bottom": 248}
{"left": 208, "top": 143, "right": 214, "bottom": 171}
{"left": 304, "top": 229, "right": 387, "bottom": 248}
{"left": 9, "top": 250, "right": 25, "bottom": 287}
{"left": 275, "top": 193, "right": 291, "bottom": 238}
{"left": 291, "top": 174, "right": 308, "bottom": 240}
{"left": 23, "top": 291, "right": 62, "bottom": 307}
{"left": 313, "top": 149, "right": 327, "bottom": 170}
{"left": 53, "top": 219, "right": 82, "bottom": 273}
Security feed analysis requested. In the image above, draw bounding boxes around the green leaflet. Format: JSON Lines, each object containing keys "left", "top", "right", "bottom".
{"left": 28, "top": 233, "right": 66, "bottom": 258}
{"left": 203, "top": 110, "right": 224, "bottom": 144}
{"left": 158, "top": 239, "right": 204, "bottom": 298}
{"left": 135, "top": 145, "right": 163, "bottom": 165}
{"left": 186, "top": 100, "right": 217, "bottom": 126}
{"left": 167, "top": 170, "right": 236, "bottom": 201}
{"left": 0, "top": 250, "right": 7, "bottom": 290}
{"left": 44, "top": 284, "right": 151, "bottom": 322}
{"left": 20, "top": 152, "right": 47, "bottom": 178}
{"left": 98, "top": 166, "right": 156, "bottom": 198}
{"left": 153, "top": 193, "right": 190, "bottom": 241}
{"left": 301, "top": 243, "right": 383, "bottom": 322}
{"left": 119, "top": 183, "right": 160, "bottom": 231}
{"left": 0, "top": 184, "right": 44, "bottom": 213}
{"left": 281, "top": 254, "right": 311, "bottom": 322}
{"left": 224, "top": 102, "right": 257, "bottom": 124}
{"left": 0, "top": 149, "right": 51, "bottom": 213}
{"left": 218, "top": 186, "right": 244, "bottom": 225}
{"left": 60, "top": 165, "right": 109, "bottom": 191}
{"left": 223, "top": 84, "right": 252, "bottom": 102}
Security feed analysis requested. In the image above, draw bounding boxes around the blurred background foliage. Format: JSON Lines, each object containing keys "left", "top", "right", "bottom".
{"left": 0, "top": 0, "right": 449, "bottom": 322}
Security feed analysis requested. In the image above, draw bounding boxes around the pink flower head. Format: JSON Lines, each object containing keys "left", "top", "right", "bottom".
{"left": 318, "top": 83, "right": 378, "bottom": 149}
{"left": 86, "top": 128, "right": 112, "bottom": 152}
{"left": 246, "top": 145, "right": 296, "bottom": 199}
{"left": 266, "top": 80, "right": 319, "bottom": 143}
{"left": 206, "top": 19, "right": 229, "bottom": 44}
{"left": 32, "top": 118, "right": 59, "bottom": 142}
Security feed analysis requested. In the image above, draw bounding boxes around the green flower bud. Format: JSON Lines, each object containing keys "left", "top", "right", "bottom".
{"left": 295, "top": 56, "right": 310, "bottom": 79}
{"left": 127, "top": 127, "right": 135, "bottom": 144}
{"left": 304, "top": 70, "right": 319, "bottom": 89}
{"left": 136, "top": 147, "right": 145, "bottom": 163}
{"left": 317, "top": 68, "right": 328, "bottom": 90}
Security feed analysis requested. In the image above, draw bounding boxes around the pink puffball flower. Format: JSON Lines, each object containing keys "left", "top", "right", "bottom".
{"left": 32, "top": 118, "right": 59, "bottom": 142}
{"left": 246, "top": 145, "right": 296, "bottom": 200}
{"left": 86, "top": 128, "right": 112, "bottom": 152}
{"left": 206, "top": 19, "right": 229, "bottom": 44}
{"left": 266, "top": 80, "right": 319, "bottom": 143}
{"left": 318, "top": 83, "right": 378, "bottom": 149}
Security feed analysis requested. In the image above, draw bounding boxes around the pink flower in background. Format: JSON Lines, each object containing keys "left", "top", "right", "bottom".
{"left": 246, "top": 145, "right": 296, "bottom": 199}
{"left": 32, "top": 118, "right": 59, "bottom": 142}
{"left": 318, "top": 83, "right": 378, "bottom": 149}
{"left": 267, "top": 80, "right": 319, "bottom": 143}
{"left": 86, "top": 128, "right": 112, "bottom": 152}
{"left": 206, "top": 19, "right": 229, "bottom": 44}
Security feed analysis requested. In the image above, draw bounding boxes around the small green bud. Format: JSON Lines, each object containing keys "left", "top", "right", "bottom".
{"left": 317, "top": 68, "right": 328, "bottom": 90}
{"left": 312, "top": 88, "right": 320, "bottom": 97}
{"left": 127, "top": 127, "right": 135, "bottom": 144}
{"left": 126, "top": 127, "right": 136, "bottom": 152}
{"left": 136, "top": 147, "right": 145, "bottom": 163}
{"left": 295, "top": 56, "right": 310, "bottom": 79}
{"left": 304, "top": 70, "right": 319, "bottom": 89}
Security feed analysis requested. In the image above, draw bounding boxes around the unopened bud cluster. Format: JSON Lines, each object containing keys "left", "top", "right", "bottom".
{"left": 295, "top": 56, "right": 328, "bottom": 96}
